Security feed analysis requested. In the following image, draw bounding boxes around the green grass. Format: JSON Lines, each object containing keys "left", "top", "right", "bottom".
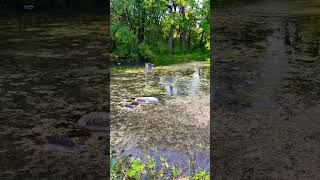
{"left": 111, "top": 47, "right": 210, "bottom": 66}
{"left": 151, "top": 50, "right": 210, "bottom": 65}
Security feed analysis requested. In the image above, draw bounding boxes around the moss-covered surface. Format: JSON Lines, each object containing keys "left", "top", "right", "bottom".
{"left": 0, "top": 16, "right": 108, "bottom": 179}
{"left": 212, "top": 1, "right": 320, "bottom": 179}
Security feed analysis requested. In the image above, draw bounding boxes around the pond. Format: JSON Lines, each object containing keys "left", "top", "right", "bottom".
{"left": 0, "top": 15, "right": 108, "bottom": 179}
{"left": 212, "top": 0, "right": 320, "bottom": 178}
{"left": 111, "top": 61, "right": 210, "bottom": 174}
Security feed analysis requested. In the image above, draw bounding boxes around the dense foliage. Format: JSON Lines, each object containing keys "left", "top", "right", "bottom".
{"left": 111, "top": 0, "right": 210, "bottom": 64}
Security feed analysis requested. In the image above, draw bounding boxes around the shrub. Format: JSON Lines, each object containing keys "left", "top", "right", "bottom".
{"left": 137, "top": 43, "right": 156, "bottom": 61}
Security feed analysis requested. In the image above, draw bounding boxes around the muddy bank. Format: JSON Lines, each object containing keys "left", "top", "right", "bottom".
{"left": 212, "top": 0, "right": 320, "bottom": 179}
{"left": 0, "top": 16, "right": 108, "bottom": 179}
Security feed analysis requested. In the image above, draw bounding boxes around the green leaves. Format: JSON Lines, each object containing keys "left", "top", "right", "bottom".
{"left": 110, "top": 151, "right": 123, "bottom": 180}
{"left": 111, "top": 0, "right": 209, "bottom": 61}
{"left": 193, "top": 170, "right": 209, "bottom": 180}
{"left": 172, "top": 166, "right": 179, "bottom": 177}
{"left": 131, "top": 159, "right": 145, "bottom": 171}
{"left": 158, "top": 169, "right": 164, "bottom": 177}
{"left": 124, "top": 158, "right": 145, "bottom": 178}
{"left": 111, "top": 151, "right": 209, "bottom": 179}
{"left": 147, "top": 156, "right": 156, "bottom": 169}
{"left": 196, "top": 143, "right": 204, "bottom": 149}
{"left": 160, "top": 155, "right": 166, "bottom": 162}
{"left": 138, "top": 43, "right": 156, "bottom": 60}
{"left": 162, "top": 162, "right": 169, "bottom": 168}
{"left": 125, "top": 168, "right": 137, "bottom": 177}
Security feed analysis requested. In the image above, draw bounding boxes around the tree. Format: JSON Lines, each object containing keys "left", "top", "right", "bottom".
{"left": 111, "top": 0, "right": 209, "bottom": 62}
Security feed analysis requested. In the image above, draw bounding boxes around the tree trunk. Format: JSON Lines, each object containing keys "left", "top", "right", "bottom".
{"left": 138, "top": 10, "right": 145, "bottom": 44}
{"left": 168, "top": 1, "right": 176, "bottom": 55}
{"left": 188, "top": 30, "right": 192, "bottom": 48}
{"left": 180, "top": 6, "right": 186, "bottom": 53}
{"left": 168, "top": 26, "right": 174, "bottom": 55}
{"left": 199, "top": 30, "right": 205, "bottom": 48}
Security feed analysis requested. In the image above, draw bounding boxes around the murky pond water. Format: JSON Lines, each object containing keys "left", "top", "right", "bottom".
{"left": 111, "top": 62, "right": 210, "bottom": 173}
{"left": 0, "top": 16, "right": 108, "bottom": 179}
{"left": 213, "top": 0, "right": 320, "bottom": 179}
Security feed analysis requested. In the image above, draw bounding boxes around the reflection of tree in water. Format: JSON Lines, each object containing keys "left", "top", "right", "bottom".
{"left": 283, "top": 18, "right": 320, "bottom": 57}
{"left": 300, "top": 20, "right": 320, "bottom": 56}
{"left": 160, "top": 67, "right": 204, "bottom": 97}
{"left": 281, "top": 18, "right": 320, "bottom": 101}
{"left": 284, "top": 21, "right": 296, "bottom": 50}
{"left": 164, "top": 75, "right": 178, "bottom": 96}
{"left": 160, "top": 73, "right": 177, "bottom": 96}
{"left": 189, "top": 67, "right": 203, "bottom": 96}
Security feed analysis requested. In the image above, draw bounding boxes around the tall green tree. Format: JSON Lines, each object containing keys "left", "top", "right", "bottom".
{"left": 111, "top": 0, "right": 209, "bottom": 62}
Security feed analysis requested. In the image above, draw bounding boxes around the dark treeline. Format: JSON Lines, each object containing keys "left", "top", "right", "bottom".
{"left": 0, "top": 0, "right": 108, "bottom": 15}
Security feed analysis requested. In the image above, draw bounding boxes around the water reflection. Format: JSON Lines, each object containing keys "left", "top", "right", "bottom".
{"left": 213, "top": 1, "right": 320, "bottom": 178}
{"left": 189, "top": 67, "right": 203, "bottom": 96}
{"left": 161, "top": 76, "right": 177, "bottom": 96}
{"left": 284, "top": 17, "right": 320, "bottom": 57}
{"left": 156, "top": 66, "right": 206, "bottom": 97}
